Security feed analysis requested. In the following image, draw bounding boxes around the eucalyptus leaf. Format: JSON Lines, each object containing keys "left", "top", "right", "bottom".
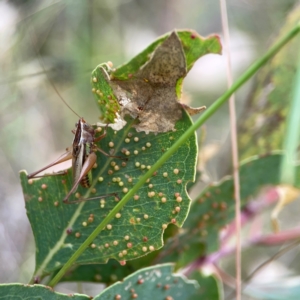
{"left": 20, "top": 110, "right": 197, "bottom": 279}
{"left": 0, "top": 284, "right": 89, "bottom": 300}
{"left": 155, "top": 153, "right": 300, "bottom": 267}
{"left": 95, "top": 263, "right": 199, "bottom": 300}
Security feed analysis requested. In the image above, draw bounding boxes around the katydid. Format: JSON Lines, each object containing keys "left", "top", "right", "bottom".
{"left": 27, "top": 32, "right": 123, "bottom": 203}
{"left": 27, "top": 117, "right": 121, "bottom": 203}
{"left": 25, "top": 65, "right": 123, "bottom": 203}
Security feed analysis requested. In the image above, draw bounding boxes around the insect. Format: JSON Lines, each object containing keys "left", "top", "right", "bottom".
{"left": 26, "top": 33, "right": 126, "bottom": 203}
{"left": 27, "top": 115, "right": 120, "bottom": 203}
{"left": 26, "top": 58, "right": 123, "bottom": 203}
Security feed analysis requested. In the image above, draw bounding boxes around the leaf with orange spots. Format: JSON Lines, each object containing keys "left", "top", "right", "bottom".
{"left": 153, "top": 153, "right": 300, "bottom": 267}
{"left": 95, "top": 264, "right": 198, "bottom": 300}
{"left": 20, "top": 110, "right": 197, "bottom": 280}
{"left": 91, "top": 30, "right": 221, "bottom": 132}
{"left": 58, "top": 225, "right": 177, "bottom": 284}
{"left": 0, "top": 265, "right": 199, "bottom": 299}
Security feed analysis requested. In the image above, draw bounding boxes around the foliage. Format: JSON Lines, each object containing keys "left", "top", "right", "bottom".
{"left": 20, "top": 110, "right": 197, "bottom": 276}
{"left": 238, "top": 5, "right": 300, "bottom": 159}
{"left": 17, "top": 29, "right": 224, "bottom": 298}
{"left": 3, "top": 7, "right": 300, "bottom": 300}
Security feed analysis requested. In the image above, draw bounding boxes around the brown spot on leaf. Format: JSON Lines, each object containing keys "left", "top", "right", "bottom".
{"left": 129, "top": 217, "right": 136, "bottom": 225}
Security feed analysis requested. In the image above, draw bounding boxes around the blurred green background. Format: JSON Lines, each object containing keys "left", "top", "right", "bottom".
{"left": 0, "top": 0, "right": 298, "bottom": 296}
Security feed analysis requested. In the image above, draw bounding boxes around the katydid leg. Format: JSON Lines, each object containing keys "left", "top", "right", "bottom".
{"left": 94, "top": 130, "right": 107, "bottom": 143}
{"left": 63, "top": 193, "right": 118, "bottom": 204}
{"left": 63, "top": 152, "right": 97, "bottom": 203}
{"left": 95, "top": 146, "right": 127, "bottom": 160}
{"left": 27, "top": 149, "right": 72, "bottom": 179}
{"left": 63, "top": 151, "right": 119, "bottom": 204}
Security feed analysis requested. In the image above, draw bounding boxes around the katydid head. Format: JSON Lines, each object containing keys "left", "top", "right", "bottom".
{"left": 78, "top": 118, "right": 95, "bottom": 144}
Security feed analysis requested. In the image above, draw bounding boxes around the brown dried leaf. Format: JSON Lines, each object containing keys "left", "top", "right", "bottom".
{"left": 113, "top": 31, "right": 192, "bottom": 133}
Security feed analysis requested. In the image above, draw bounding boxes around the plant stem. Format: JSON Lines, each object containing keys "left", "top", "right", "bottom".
{"left": 220, "top": 0, "right": 241, "bottom": 298}
{"left": 49, "top": 22, "right": 300, "bottom": 287}
{"left": 280, "top": 52, "right": 300, "bottom": 185}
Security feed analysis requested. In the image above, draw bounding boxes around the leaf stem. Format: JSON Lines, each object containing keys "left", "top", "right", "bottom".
{"left": 49, "top": 22, "right": 300, "bottom": 287}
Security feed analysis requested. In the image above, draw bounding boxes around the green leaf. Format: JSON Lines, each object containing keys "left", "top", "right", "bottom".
{"left": 238, "top": 7, "right": 300, "bottom": 159}
{"left": 95, "top": 263, "right": 199, "bottom": 300}
{"left": 91, "top": 63, "right": 121, "bottom": 124}
{"left": 20, "top": 110, "right": 197, "bottom": 279}
{"left": 189, "top": 272, "right": 222, "bottom": 300}
{"left": 58, "top": 225, "right": 178, "bottom": 284}
{"left": 0, "top": 266, "right": 198, "bottom": 300}
{"left": 155, "top": 153, "right": 300, "bottom": 266}
{"left": 0, "top": 283, "right": 89, "bottom": 300}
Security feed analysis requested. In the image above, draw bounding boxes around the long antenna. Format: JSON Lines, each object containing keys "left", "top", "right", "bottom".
{"left": 29, "top": 26, "right": 81, "bottom": 119}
